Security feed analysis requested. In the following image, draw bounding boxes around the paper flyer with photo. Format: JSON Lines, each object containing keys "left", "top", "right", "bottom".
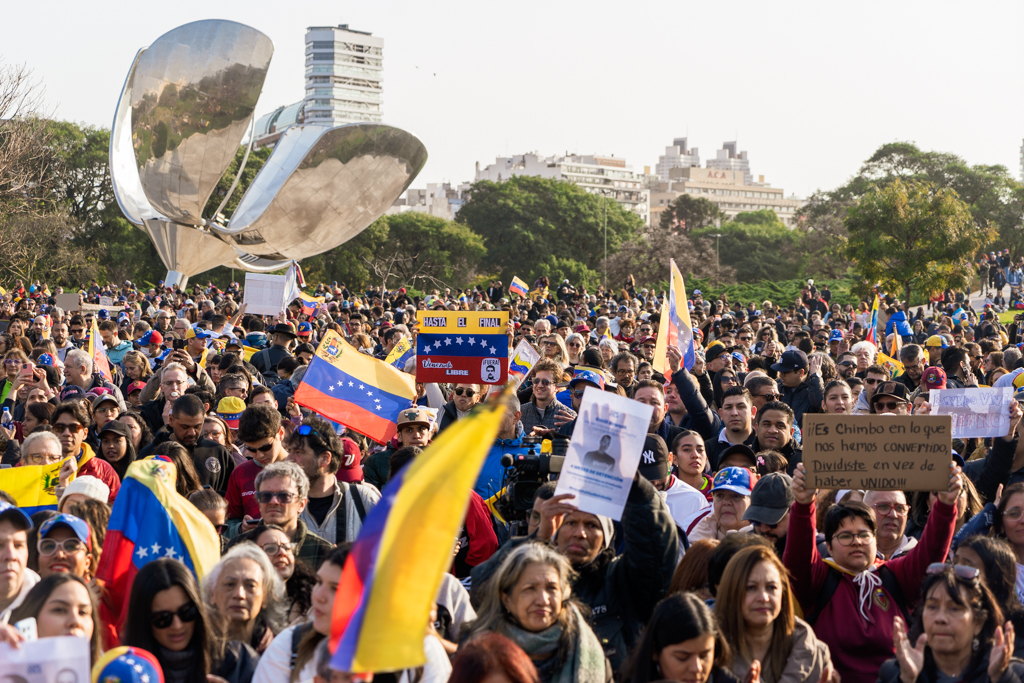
{"left": 0, "top": 634, "right": 90, "bottom": 682}
{"left": 554, "top": 387, "right": 654, "bottom": 521}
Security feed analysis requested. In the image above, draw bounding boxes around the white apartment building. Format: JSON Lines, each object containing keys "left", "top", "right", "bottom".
{"left": 475, "top": 153, "right": 649, "bottom": 224}
{"left": 387, "top": 182, "right": 472, "bottom": 221}
{"left": 648, "top": 167, "right": 803, "bottom": 228}
{"left": 656, "top": 138, "right": 701, "bottom": 181}
{"left": 706, "top": 141, "right": 753, "bottom": 186}
{"left": 304, "top": 24, "right": 383, "bottom": 126}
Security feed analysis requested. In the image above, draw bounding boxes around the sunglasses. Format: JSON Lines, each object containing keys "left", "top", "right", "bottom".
{"left": 873, "top": 401, "right": 903, "bottom": 411}
{"left": 454, "top": 388, "right": 476, "bottom": 397}
{"left": 55, "top": 423, "right": 84, "bottom": 434}
{"left": 757, "top": 393, "right": 780, "bottom": 401}
{"left": 245, "top": 441, "right": 276, "bottom": 454}
{"left": 150, "top": 602, "right": 199, "bottom": 629}
{"left": 256, "top": 490, "right": 298, "bottom": 504}
{"left": 261, "top": 541, "right": 296, "bottom": 556}
{"left": 295, "top": 424, "right": 324, "bottom": 440}
{"left": 533, "top": 378, "right": 555, "bottom": 387}
{"left": 927, "top": 562, "right": 980, "bottom": 581}
{"left": 38, "top": 538, "right": 86, "bottom": 555}
{"left": 864, "top": 378, "right": 882, "bottom": 385}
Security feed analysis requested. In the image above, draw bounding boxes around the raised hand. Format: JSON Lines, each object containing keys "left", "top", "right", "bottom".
{"left": 893, "top": 615, "right": 925, "bottom": 683}
{"left": 791, "top": 463, "right": 816, "bottom": 505}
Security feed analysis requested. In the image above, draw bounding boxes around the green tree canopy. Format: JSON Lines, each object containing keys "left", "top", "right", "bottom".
{"left": 844, "top": 179, "right": 994, "bottom": 302}
{"left": 691, "top": 210, "right": 806, "bottom": 283}
{"left": 456, "top": 176, "right": 643, "bottom": 287}
{"left": 658, "top": 194, "right": 724, "bottom": 232}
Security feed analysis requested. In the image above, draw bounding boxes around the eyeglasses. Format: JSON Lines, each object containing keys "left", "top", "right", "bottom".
{"left": 533, "top": 378, "right": 555, "bottom": 387}
{"left": 256, "top": 490, "right": 298, "bottom": 504}
{"left": 864, "top": 378, "right": 883, "bottom": 385}
{"left": 641, "top": 344, "right": 656, "bottom": 350}
{"left": 454, "top": 388, "right": 476, "bottom": 397}
{"left": 38, "top": 538, "right": 86, "bottom": 555}
{"left": 873, "top": 401, "right": 903, "bottom": 411}
{"left": 872, "top": 502, "right": 909, "bottom": 516}
{"left": 1003, "top": 508, "right": 1024, "bottom": 520}
{"left": 150, "top": 602, "right": 199, "bottom": 629}
{"left": 55, "top": 423, "right": 84, "bottom": 434}
{"left": 540, "top": 341, "right": 557, "bottom": 347}
{"left": 927, "top": 562, "right": 980, "bottom": 581}
{"left": 832, "top": 530, "right": 874, "bottom": 545}
{"left": 261, "top": 541, "right": 296, "bottom": 556}
{"left": 720, "top": 376, "right": 738, "bottom": 385}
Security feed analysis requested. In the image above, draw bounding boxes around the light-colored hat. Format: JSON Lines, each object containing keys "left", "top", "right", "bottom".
{"left": 58, "top": 475, "right": 110, "bottom": 509}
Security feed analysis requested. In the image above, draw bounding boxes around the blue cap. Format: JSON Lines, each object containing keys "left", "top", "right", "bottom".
{"left": 37, "top": 353, "right": 54, "bottom": 367}
{"left": 829, "top": 329, "right": 845, "bottom": 342}
{"left": 97, "top": 309, "right": 109, "bottom": 320}
{"left": 92, "top": 646, "right": 165, "bottom": 683}
{"left": 711, "top": 467, "right": 755, "bottom": 496}
{"left": 40, "top": 513, "right": 92, "bottom": 548}
{"left": 0, "top": 501, "right": 32, "bottom": 530}
{"left": 569, "top": 367, "right": 606, "bottom": 391}
{"left": 297, "top": 322, "right": 313, "bottom": 335}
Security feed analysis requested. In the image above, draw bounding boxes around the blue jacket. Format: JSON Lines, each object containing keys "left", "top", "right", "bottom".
{"left": 885, "top": 310, "right": 912, "bottom": 338}
{"left": 477, "top": 427, "right": 527, "bottom": 499}
{"left": 106, "top": 340, "right": 134, "bottom": 367}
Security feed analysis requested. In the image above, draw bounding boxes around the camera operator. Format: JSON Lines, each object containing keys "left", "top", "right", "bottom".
{"left": 476, "top": 394, "right": 530, "bottom": 499}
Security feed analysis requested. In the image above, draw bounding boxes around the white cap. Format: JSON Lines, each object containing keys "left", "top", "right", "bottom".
{"left": 58, "top": 475, "right": 110, "bottom": 509}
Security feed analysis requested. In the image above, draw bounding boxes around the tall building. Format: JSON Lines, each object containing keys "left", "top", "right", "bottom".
{"left": 648, "top": 167, "right": 803, "bottom": 228}
{"left": 304, "top": 24, "right": 384, "bottom": 126}
{"left": 656, "top": 138, "right": 701, "bottom": 181}
{"left": 475, "top": 153, "right": 649, "bottom": 224}
{"left": 706, "top": 141, "right": 753, "bottom": 185}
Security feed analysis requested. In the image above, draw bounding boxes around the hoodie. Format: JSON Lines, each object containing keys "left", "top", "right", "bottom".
{"left": 885, "top": 310, "right": 913, "bottom": 339}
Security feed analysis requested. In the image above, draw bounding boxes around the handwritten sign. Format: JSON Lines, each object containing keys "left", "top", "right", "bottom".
{"left": 931, "top": 388, "right": 1013, "bottom": 438}
{"left": 803, "top": 414, "right": 952, "bottom": 491}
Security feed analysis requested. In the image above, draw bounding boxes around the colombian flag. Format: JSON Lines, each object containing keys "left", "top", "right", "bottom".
{"left": 0, "top": 458, "right": 66, "bottom": 515}
{"left": 509, "top": 276, "right": 529, "bottom": 299}
{"left": 866, "top": 294, "right": 880, "bottom": 345}
{"left": 294, "top": 330, "right": 417, "bottom": 444}
{"left": 299, "top": 292, "right": 325, "bottom": 317}
{"left": 330, "top": 394, "right": 506, "bottom": 673}
{"left": 95, "top": 458, "right": 220, "bottom": 629}
{"left": 666, "top": 258, "right": 696, "bottom": 371}
{"left": 88, "top": 318, "right": 113, "bottom": 382}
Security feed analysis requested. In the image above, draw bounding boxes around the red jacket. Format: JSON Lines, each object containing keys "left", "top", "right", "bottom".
{"left": 78, "top": 444, "right": 120, "bottom": 504}
{"left": 782, "top": 499, "right": 956, "bottom": 683}
{"left": 225, "top": 459, "right": 262, "bottom": 521}
{"left": 464, "top": 491, "right": 499, "bottom": 568}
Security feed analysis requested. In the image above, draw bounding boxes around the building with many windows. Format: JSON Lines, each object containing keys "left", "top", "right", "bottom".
{"left": 474, "top": 153, "right": 649, "bottom": 224}
{"left": 656, "top": 138, "right": 701, "bottom": 181}
{"left": 706, "top": 141, "right": 753, "bottom": 186}
{"left": 387, "top": 182, "right": 472, "bottom": 221}
{"left": 648, "top": 167, "right": 803, "bottom": 228}
{"left": 304, "top": 24, "right": 384, "bottom": 126}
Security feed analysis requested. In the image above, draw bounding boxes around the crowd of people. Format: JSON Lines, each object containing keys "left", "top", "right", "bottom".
{"left": 0, "top": 271, "right": 1023, "bottom": 683}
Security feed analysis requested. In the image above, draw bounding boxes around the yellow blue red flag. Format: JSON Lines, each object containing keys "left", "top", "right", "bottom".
{"left": 330, "top": 394, "right": 506, "bottom": 672}
{"left": 667, "top": 258, "right": 696, "bottom": 370}
{"left": 88, "top": 317, "right": 113, "bottom": 382}
{"left": 866, "top": 294, "right": 880, "bottom": 345}
{"left": 0, "top": 458, "right": 65, "bottom": 514}
{"left": 295, "top": 330, "right": 417, "bottom": 444}
{"left": 509, "top": 276, "right": 529, "bottom": 299}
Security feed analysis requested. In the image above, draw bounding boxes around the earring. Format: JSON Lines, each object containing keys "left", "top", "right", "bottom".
{"left": 973, "top": 637, "right": 980, "bottom": 651}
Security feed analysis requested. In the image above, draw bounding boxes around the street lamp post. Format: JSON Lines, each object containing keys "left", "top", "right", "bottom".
{"left": 712, "top": 233, "right": 723, "bottom": 271}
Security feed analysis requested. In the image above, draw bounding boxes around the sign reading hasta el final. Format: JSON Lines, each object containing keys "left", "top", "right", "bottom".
{"left": 415, "top": 311, "right": 509, "bottom": 385}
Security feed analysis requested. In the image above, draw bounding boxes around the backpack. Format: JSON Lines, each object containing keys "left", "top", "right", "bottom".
{"left": 334, "top": 482, "right": 369, "bottom": 544}
{"left": 253, "top": 348, "right": 280, "bottom": 387}
{"left": 805, "top": 564, "right": 910, "bottom": 626}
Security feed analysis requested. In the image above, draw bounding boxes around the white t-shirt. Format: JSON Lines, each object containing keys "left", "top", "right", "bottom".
{"left": 662, "top": 477, "right": 710, "bottom": 530}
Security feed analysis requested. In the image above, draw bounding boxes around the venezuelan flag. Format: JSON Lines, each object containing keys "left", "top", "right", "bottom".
{"left": 294, "top": 330, "right": 416, "bottom": 444}
{"left": 88, "top": 318, "right": 113, "bottom": 381}
{"left": 330, "top": 394, "right": 506, "bottom": 673}
{"left": 384, "top": 336, "right": 415, "bottom": 370}
{"left": 652, "top": 301, "right": 670, "bottom": 375}
{"left": 299, "top": 292, "right": 325, "bottom": 317}
{"left": 667, "top": 258, "right": 696, "bottom": 370}
{"left": 866, "top": 294, "right": 880, "bottom": 345}
{"left": 509, "top": 276, "right": 529, "bottom": 299}
{"left": 0, "top": 458, "right": 65, "bottom": 515}
{"left": 95, "top": 458, "right": 220, "bottom": 628}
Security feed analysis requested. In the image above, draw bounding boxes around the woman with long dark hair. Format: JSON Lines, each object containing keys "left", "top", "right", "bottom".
{"left": 123, "top": 558, "right": 258, "bottom": 683}
{"left": 97, "top": 420, "right": 137, "bottom": 481}
{"left": 954, "top": 536, "right": 1024, "bottom": 656}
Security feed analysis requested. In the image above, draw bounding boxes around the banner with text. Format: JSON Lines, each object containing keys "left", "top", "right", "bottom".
{"left": 931, "top": 387, "right": 1013, "bottom": 438}
{"left": 415, "top": 311, "right": 509, "bottom": 385}
{"left": 803, "top": 414, "right": 952, "bottom": 491}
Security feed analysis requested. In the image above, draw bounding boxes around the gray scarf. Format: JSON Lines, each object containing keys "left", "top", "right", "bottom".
{"left": 503, "top": 605, "right": 607, "bottom": 683}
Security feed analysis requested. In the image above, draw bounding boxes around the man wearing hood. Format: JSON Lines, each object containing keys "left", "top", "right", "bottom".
{"left": 884, "top": 308, "right": 913, "bottom": 344}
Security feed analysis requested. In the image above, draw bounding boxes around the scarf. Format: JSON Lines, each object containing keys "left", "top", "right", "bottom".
{"left": 824, "top": 558, "right": 882, "bottom": 622}
{"left": 158, "top": 645, "right": 195, "bottom": 683}
{"left": 504, "top": 604, "right": 607, "bottom": 683}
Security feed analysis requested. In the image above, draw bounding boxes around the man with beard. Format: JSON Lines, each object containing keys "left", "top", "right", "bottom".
{"left": 752, "top": 400, "right": 802, "bottom": 475}
{"left": 139, "top": 394, "right": 234, "bottom": 494}
{"left": 862, "top": 489, "right": 914, "bottom": 560}
{"left": 743, "top": 472, "right": 794, "bottom": 555}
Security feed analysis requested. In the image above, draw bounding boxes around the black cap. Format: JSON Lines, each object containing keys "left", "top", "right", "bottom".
{"left": 705, "top": 344, "right": 730, "bottom": 363}
{"left": 743, "top": 473, "right": 795, "bottom": 526}
{"left": 873, "top": 381, "right": 910, "bottom": 404}
{"left": 771, "top": 349, "right": 809, "bottom": 373}
{"left": 638, "top": 434, "right": 670, "bottom": 481}
{"left": 717, "top": 444, "right": 757, "bottom": 469}
{"left": 98, "top": 420, "right": 131, "bottom": 439}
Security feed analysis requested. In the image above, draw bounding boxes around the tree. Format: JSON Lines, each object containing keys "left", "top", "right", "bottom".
{"left": 456, "top": 176, "right": 642, "bottom": 287}
{"left": 692, "top": 210, "right": 808, "bottom": 283}
{"left": 0, "top": 212, "right": 100, "bottom": 285}
{"left": 844, "top": 179, "right": 994, "bottom": 303}
{"left": 603, "top": 227, "right": 730, "bottom": 288}
{"left": 0, "top": 62, "right": 58, "bottom": 216}
{"left": 658, "top": 194, "right": 724, "bottom": 232}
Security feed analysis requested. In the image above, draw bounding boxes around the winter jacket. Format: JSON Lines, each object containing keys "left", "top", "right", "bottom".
{"left": 520, "top": 397, "right": 576, "bottom": 435}
{"left": 452, "top": 491, "right": 500, "bottom": 578}
{"left": 783, "top": 498, "right": 957, "bottom": 683}
{"left": 730, "top": 617, "right": 831, "bottom": 683}
{"left": 877, "top": 653, "right": 1024, "bottom": 683}
{"left": 961, "top": 435, "right": 1020, "bottom": 502}
{"left": 297, "top": 480, "right": 380, "bottom": 545}
{"left": 751, "top": 437, "right": 803, "bottom": 476}
{"left": 670, "top": 367, "right": 725, "bottom": 441}
{"left": 105, "top": 340, "right": 134, "bottom": 367}
{"left": 477, "top": 435, "right": 526, "bottom": 499}
{"left": 77, "top": 443, "right": 121, "bottom": 504}
{"left": 437, "top": 400, "right": 461, "bottom": 434}
{"left": 778, "top": 373, "right": 824, "bottom": 429}
{"left": 885, "top": 311, "right": 913, "bottom": 340}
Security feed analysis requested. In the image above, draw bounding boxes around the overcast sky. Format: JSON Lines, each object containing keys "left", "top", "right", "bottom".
{"left": 3, "top": 0, "right": 1021, "bottom": 199}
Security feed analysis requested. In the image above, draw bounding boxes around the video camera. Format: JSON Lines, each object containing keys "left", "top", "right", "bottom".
{"left": 497, "top": 436, "right": 567, "bottom": 537}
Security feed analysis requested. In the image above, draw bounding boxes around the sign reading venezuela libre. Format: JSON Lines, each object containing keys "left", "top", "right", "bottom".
{"left": 416, "top": 311, "right": 509, "bottom": 385}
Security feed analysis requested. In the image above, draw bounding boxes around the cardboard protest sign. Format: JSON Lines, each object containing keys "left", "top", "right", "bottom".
{"left": 803, "top": 414, "right": 952, "bottom": 491}
{"left": 54, "top": 293, "right": 81, "bottom": 312}
{"left": 0, "top": 634, "right": 90, "bottom": 681}
{"left": 930, "top": 388, "right": 1013, "bottom": 438}
{"left": 554, "top": 388, "right": 653, "bottom": 520}
{"left": 415, "top": 311, "right": 509, "bottom": 385}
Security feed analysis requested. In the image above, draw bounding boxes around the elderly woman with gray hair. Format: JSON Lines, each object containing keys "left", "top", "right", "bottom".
{"left": 203, "top": 541, "right": 288, "bottom": 654}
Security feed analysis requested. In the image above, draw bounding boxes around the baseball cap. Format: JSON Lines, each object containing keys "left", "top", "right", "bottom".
{"left": 185, "top": 326, "right": 211, "bottom": 340}
{"left": 92, "top": 646, "right": 165, "bottom": 683}
{"left": 925, "top": 335, "right": 948, "bottom": 349}
{"left": 705, "top": 343, "right": 730, "bottom": 363}
{"left": 711, "top": 467, "right": 755, "bottom": 496}
{"left": 99, "top": 420, "right": 131, "bottom": 440}
{"left": 36, "top": 353, "right": 54, "bottom": 367}
{"left": 297, "top": 322, "right": 313, "bottom": 336}
{"left": 39, "top": 513, "right": 92, "bottom": 549}
{"left": 396, "top": 407, "right": 432, "bottom": 429}
{"left": 92, "top": 393, "right": 120, "bottom": 412}
{"left": 59, "top": 385, "right": 87, "bottom": 402}
{"left": 569, "top": 367, "right": 606, "bottom": 392}
{"left": 717, "top": 444, "right": 758, "bottom": 470}
{"left": 872, "top": 381, "right": 910, "bottom": 405}
{"left": 829, "top": 329, "right": 844, "bottom": 342}
{"left": 637, "top": 434, "right": 670, "bottom": 481}
{"left": 0, "top": 501, "right": 32, "bottom": 530}
{"left": 337, "top": 437, "right": 364, "bottom": 483}
{"left": 217, "top": 396, "right": 246, "bottom": 429}
{"left": 921, "top": 367, "right": 947, "bottom": 391}
{"left": 127, "top": 381, "right": 147, "bottom": 395}
{"left": 139, "top": 330, "right": 163, "bottom": 346}
{"left": 97, "top": 309, "right": 109, "bottom": 320}
{"left": 743, "top": 473, "right": 795, "bottom": 526}
{"left": 771, "top": 349, "right": 809, "bottom": 373}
